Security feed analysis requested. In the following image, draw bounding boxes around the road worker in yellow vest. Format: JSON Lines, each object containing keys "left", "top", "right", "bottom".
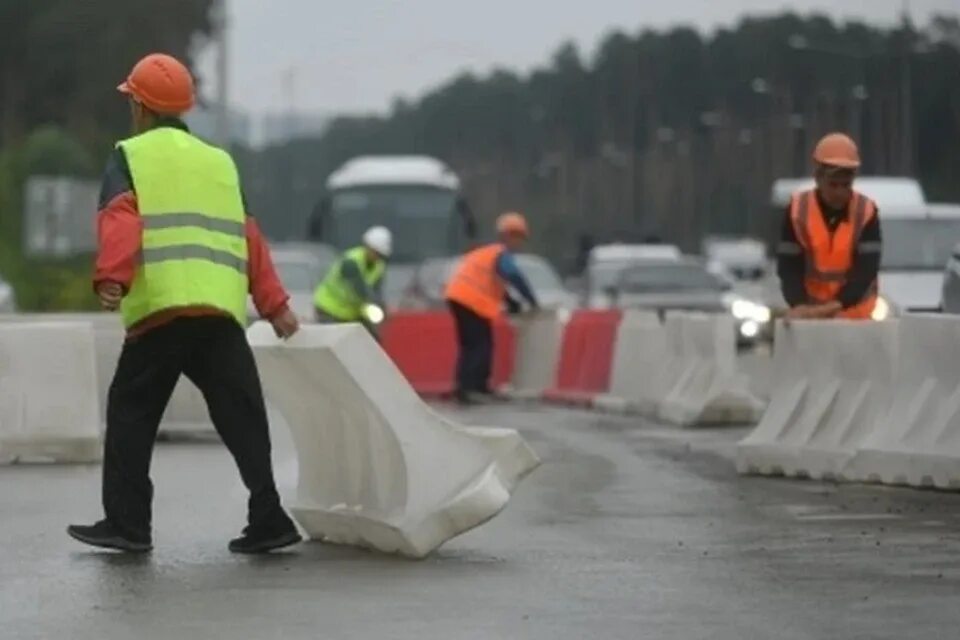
{"left": 68, "top": 53, "right": 301, "bottom": 555}
{"left": 313, "top": 226, "right": 392, "bottom": 336}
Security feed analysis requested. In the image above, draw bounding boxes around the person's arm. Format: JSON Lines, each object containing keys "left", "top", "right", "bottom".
{"left": 371, "top": 272, "right": 385, "bottom": 308}
{"left": 340, "top": 259, "right": 373, "bottom": 303}
{"left": 246, "top": 216, "right": 290, "bottom": 319}
{"left": 496, "top": 252, "right": 539, "bottom": 308}
{"left": 94, "top": 149, "right": 141, "bottom": 295}
{"left": 837, "top": 210, "right": 882, "bottom": 309}
{"left": 776, "top": 205, "right": 808, "bottom": 308}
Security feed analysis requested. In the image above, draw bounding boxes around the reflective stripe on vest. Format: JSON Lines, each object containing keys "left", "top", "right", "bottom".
{"left": 444, "top": 243, "right": 506, "bottom": 319}
{"left": 790, "top": 189, "right": 878, "bottom": 319}
{"left": 118, "top": 127, "right": 249, "bottom": 328}
{"left": 313, "top": 247, "right": 385, "bottom": 321}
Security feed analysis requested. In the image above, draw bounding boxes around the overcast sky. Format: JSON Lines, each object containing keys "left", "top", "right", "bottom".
{"left": 196, "top": 0, "right": 957, "bottom": 115}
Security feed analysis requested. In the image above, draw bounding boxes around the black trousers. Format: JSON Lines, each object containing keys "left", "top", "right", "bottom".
{"left": 102, "top": 316, "right": 286, "bottom": 539}
{"left": 448, "top": 300, "right": 493, "bottom": 394}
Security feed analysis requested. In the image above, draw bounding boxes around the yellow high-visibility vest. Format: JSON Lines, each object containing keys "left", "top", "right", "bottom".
{"left": 313, "top": 247, "right": 384, "bottom": 321}
{"left": 118, "top": 127, "right": 248, "bottom": 328}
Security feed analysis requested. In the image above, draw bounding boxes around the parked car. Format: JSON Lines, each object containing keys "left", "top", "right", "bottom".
{"left": 399, "top": 253, "right": 576, "bottom": 311}
{"left": 702, "top": 236, "right": 769, "bottom": 282}
{"left": 247, "top": 243, "right": 336, "bottom": 322}
{"left": 610, "top": 257, "right": 772, "bottom": 345}
{"left": 583, "top": 243, "right": 683, "bottom": 308}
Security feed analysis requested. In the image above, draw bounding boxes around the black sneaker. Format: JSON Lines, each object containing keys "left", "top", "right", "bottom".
{"left": 67, "top": 520, "right": 152, "bottom": 553}
{"left": 229, "top": 524, "right": 302, "bottom": 554}
{"left": 454, "top": 390, "right": 475, "bottom": 406}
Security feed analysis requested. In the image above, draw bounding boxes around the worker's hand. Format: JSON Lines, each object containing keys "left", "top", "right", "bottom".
{"left": 270, "top": 307, "right": 300, "bottom": 340}
{"left": 785, "top": 302, "right": 842, "bottom": 320}
{"left": 805, "top": 301, "right": 842, "bottom": 319}
{"left": 96, "top": 281, "right": 123, "bottom": 311}
{"left": 820, "top": 301, "right": 843, "bottom": 317}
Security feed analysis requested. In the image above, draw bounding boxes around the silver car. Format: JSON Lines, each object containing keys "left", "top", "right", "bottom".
{"left": 399, "top": 253, "right": 576, "bottom": 311}
{"left": 611, "top": 258, "right": 772, "bottom": 345}
{"left": 247, "top": 243, "right": 336, "bottom": 322}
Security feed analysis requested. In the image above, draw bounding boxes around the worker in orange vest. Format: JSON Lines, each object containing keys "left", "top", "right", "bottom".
{"left": 445, "top": 213, "right": 539, "bottom": 405}
{"left": 777, "top": 132, "right": 884, "bottom": 321}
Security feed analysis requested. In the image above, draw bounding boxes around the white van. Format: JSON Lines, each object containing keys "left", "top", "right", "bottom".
{"left": 771, "top": 177, "right": 959, "bottom": 313}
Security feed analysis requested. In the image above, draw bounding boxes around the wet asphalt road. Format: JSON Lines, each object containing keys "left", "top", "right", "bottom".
{"left": 2, "top": 403, "right": 960, "bottom": 640}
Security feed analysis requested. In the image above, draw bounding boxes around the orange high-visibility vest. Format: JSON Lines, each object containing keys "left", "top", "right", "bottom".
{"left": 445, "top": 243, "right": 506, "bottom": 319}
{"left": 789, "top": 189, "right": 878, "bottom": 320}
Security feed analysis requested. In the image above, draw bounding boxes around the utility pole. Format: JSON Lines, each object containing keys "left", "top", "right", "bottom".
{"left": 213, "top": 0, "right": 230, "bottom": 147}
{"left": 900, "top": 0, "right": 915, "bottom": 175}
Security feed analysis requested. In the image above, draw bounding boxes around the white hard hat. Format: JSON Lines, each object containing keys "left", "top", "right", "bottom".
{"left": 363, "top": 226, "right": 393, "bottom": 257}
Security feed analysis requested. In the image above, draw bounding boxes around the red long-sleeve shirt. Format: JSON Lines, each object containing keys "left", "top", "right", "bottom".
{"left": 94, "top": 122, "right": 289, "bottom": 337}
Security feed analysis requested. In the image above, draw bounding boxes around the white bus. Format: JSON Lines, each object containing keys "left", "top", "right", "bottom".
{"left": 309, "top": 156, "right": 476, "bottom": 264}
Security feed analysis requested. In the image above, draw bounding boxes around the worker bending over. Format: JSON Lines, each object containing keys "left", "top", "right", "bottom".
{"left": 313, "top": 226, "right": 391, "bottom": 336}
{"left": 68, "top": 54, "right": 301, "bottom": 554}
{"left": 777, "top": 132, "right": 883, "bottom": 320}
{"left": 445, "top": 213, "right": 539, "bottom": 404}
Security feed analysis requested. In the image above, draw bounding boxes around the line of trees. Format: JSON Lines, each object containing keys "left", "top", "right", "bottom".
{"left": 0, "top": 0, "right": 215, "bottom": 309}
{"left": 239, "top": 12, "right": 960, "bottom": 271}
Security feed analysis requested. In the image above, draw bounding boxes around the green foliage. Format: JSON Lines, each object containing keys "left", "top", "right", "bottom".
{"left": 21, "top": 126, "right": 94, "bottom": 178}
{"left": 0, "top": 0, "right": 215, "bottom": 148}
{"left": 0, "top": 0, "right": 214, "bottom": 310}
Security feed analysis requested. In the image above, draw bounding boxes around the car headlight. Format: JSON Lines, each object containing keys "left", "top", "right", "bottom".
{"left": 728, "top": 296, "right": 772, "bottom": 324}
{"left": 871, "top": 296, "right": 891, "bottom": 321}
{"left": 739, "top": 320, "right": 761, "bottom": 339}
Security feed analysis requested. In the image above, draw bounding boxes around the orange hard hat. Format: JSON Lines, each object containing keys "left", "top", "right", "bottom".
{"left": 118, "top": 53, "right": 195, "bottom": 115}
{"left": 496, "top": 212, "right": 529, "bottom": 237}
{"left": 812, "top": 132, "right": 861, "bottom": 170}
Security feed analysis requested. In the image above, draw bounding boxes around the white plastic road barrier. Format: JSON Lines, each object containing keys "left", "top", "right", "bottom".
{"left": 0, "top": 313, "right": 123, "bottom": 420}
{"left": 657, "top": 312, "right": 764, "bottom": 426}
{"left": 594, "top": 311, "right": 671, "bottom": 415}
{"left": 0, "top": 322, "right": 101, "bottom": 463}
{"left": 161, "top": 378, "right": 214, "bottom": 436}
{"left": 0, "top": 313, "right": 213, "bottom": 435}
{"left": 247, "top": 322, "right": 540, "bottom": 558}
{"left": 849, "top": 315, "right": 960, "bottom": 489}
{"left": 736, "top": 319, "right": 898, "bottom": 480}
{"left": 504, "top": 310, "right": 566, "bottom": 399}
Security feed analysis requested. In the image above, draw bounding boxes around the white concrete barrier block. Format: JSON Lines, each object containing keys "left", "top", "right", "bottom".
{"left": 505, "top": 310, "right": 567, "bottom": 397}
{"left": 0, "top": 322, "right": 101, "bottom": 464}
{"left": 737, "top": 319, "right": 898, "bottom": 480}
{"left": 597, "top": 311, "right": 671, "bottom": 416}
{"left": 849, "top": 315, "right": 960, "bottom": 489}
{"left": 0, "top": 313, "right": 213, "bottom": 436}
{"left": 657, "top": 313, "right": 764, "bottom": 427}
{"left": 247, "top": 322, "right": 540, "bottom": 558}
{"left": 0, "top": 313, "right": 123, "bottom": 423}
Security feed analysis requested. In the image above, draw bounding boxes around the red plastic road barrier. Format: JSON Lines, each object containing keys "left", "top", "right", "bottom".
{"left": 544, "top": 309, "right": 622, "bottom": 406}
{"left": 381, "top": 311, "right": 515, "bottom": 397}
